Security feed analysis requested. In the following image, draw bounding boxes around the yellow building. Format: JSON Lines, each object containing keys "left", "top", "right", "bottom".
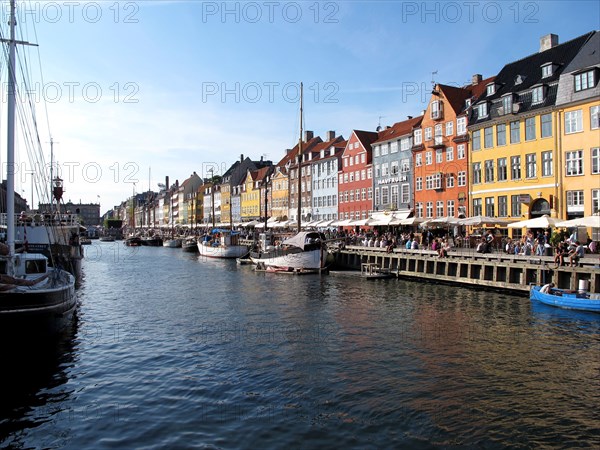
{"left": 270, "top": 167, "right": 289, "bottom": 220}
{"left": 468, "top": 32, "right": 594, "bottom": 236}
{"left": 555, "top": 31, "right": 600, "bottom": 241}
{"left": 241, "top": 169, "right": 260, "bottom": 221}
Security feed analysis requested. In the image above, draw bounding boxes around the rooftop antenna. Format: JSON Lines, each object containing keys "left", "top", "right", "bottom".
{"left": 431, "top": 70, "right": 438, "bottom": 89}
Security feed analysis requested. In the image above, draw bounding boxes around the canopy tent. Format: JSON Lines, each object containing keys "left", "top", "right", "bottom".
{"left": 421, "top": 216, "right": 462, "bottom": 227}
{"left": 555, "top": 214, "right": 600, "bottom": 228}
{"left": 315, "top": 219, "right": 335, "bottom": 227}
{"left": 242, "top": 220, "right": 260, "bottom": 227}
{"left": 331, "top": 218, "right": 353, "bottom": 226}
{"left": 458, "top": 216, "right": 513, "bottom": 226}
{"left": 507, "top": 214, "right": 561, "bottom": 229}
{"left": 398, "top": 216, "right": 424, "bottom": 226}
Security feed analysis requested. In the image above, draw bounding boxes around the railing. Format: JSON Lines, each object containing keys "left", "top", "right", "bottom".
{"left": 0, "top": 212, "right": 81, "bottom": 227}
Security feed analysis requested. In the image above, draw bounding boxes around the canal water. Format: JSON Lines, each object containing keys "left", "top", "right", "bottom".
{"left": 1, "top": 242, "right": 599, "bottom": 449}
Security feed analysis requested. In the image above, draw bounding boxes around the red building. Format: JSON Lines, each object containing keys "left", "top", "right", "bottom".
{"left": 337, "top": 130, "right": 379, "bottom": 222}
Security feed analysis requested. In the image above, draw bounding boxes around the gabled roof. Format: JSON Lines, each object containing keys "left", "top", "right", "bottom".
{"left": 311, "top": 139, "right": 347, "bottom": 162}
{"left": 276, "top": 136, "right": 322, "bottom": 168}
{"left": 254, "top": 166, "right": 273, "bottom": 183}
{"left": 563, "top": 30, "right": 599, "bottom": 73}
{"left": 372, "top": 116, "right": 423, "bottom": 145}
{"left": 352, "top": 130, "right": 379, "bottom": 150}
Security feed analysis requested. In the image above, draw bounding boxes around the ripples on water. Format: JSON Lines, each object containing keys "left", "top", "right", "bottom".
{"left": 1, "top": 243, "right": 599, "bottom": 449}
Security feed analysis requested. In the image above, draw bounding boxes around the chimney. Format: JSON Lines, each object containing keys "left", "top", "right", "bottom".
{"left": 304, "top": 130, "right": 314, "bottom": 142}
{"left": 176, "top": 179, "right": 179, "bottom": 187}
{"left": 326, "top": 130, "right": 335, "bottom": 141}
{"left": 407, "top": 116, "right": 413, "bottom": 119}
{"left": 471, "top": 74, "right": 483, "bottom": 85}
{"left": 539, "top": 33, "right": 559, "bottom": 52}
{"left": 165, "top": 176, "right": 169, "bottom": 190}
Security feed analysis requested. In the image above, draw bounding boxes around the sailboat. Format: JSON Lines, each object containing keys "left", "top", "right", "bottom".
{"left": 249, "top": 83, "right": 327, "bottom": 271}
{"left": 0, "top": 0, "right": 76, "bottom": 336}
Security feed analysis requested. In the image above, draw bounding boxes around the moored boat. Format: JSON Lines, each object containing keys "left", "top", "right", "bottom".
{"left": 182, "top": 236, "right": 199, "bottom": 252}
{"left": 249, "top": 231, "right": 327, "bottom": 270}
{"left": 530, "top": 285, "right": 600, "bottom": 313}
{"left": 163, "top": 237, "right": 182, "bottom": 248}
{"left": 198, "top": 230, "right": 248, "bottom": 259}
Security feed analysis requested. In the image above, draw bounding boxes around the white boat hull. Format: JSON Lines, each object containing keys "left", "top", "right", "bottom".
{"left": 198, "top": 241, "right": 248, "bottom": 259}
{"left": 163, "top": 238, "right": 182, "bottom": 248}
{"left": 250, "top": 248, "right": 326, "bottom": 270}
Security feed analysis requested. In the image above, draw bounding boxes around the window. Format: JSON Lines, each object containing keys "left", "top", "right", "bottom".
{"left": 416, "top": 202, "right": 423, "bottom": 218}
{"left": 591, "top": 147, "right": 600, "bottom": 174}
{"left": 425, "top": 127, "right": 432, "bottom": 141}
{"left": 565, "top": 150, "right": 583, "bottom": 176}
{"left": 593, "top": 189, "right": 600, "bottom": 214}
{"left": 542, "top": 151, "right": 554, "bottom": 177}
{"left": 414, "top": 129, "right": 422, "bottom": 145}
{"left": 375, "top": 164, "right": 380, "bottom": 178}
{"left": 416, "top": 177, "right": 423, "bottom": 191}
{"left": 510, "top": 121, "right": 520, "bottom": 143}
{"left": 541, "top": 113, "right": 552, "bottom": 138}
{"left": 472, "top": 162, "right": 482, "bottom": 184}
{"left": 496, "top": 123, "right": 506, "bottom": 146}
{"left": 566, "top": 190, "right": 584, "bottom": 212}
{"left": 426, "top": 202, "right": 433, "bottom": 218}
{"left": 446, "top": 121, "right": 453, "bottom": 136}
{"left": 472, "top": 130, "right": 481, "bottom": 151}
{"left": 541, "top": 63, "right": 553, "bottom": 78}
{"left": 456, "top": 117, "right": 467, "bottom": 135}
{"left": 458, "top": 171, "right": 466, "bottom": 187}
{"left": 426, "top": 151, "right": 432, "bottom": 165}
{"left": 446, "top": 174, "right": 454, "bottom": 189}
{"left": 565, "top": 110, "right": 583, "bottom": 134}
{"left": 457, "top": 144, "right": 465, "bottom": 159}
{"left": 531, "top": 86, "right": 544, "bottom": 104}
{"left": 447, "top": 200, "right": 455, "bottom": 217}
{"left": 446, "top": 147, "right": 454, "bottom": 162}
{"left": 497, "top": 157, "right": 507, "bottom": 181}
{"left": 436, "top": 149, "right": 443, "bottom": 163}
{"left": 401, "top": 184, "right": 410, "bottom": 204}
{"left": 526, "top": 153, "right": 537, "bottom": 178}
{"left": 502, "top": 95, "right": 513, "bottom": 114}
{"left": 486, "top": 84, "right": 495, "bottom": 96}
{"left": 391, "top": 186, "right": 399, "bottom": 206}
{"left": 525, "top": 117, "right": 536, "bottom": 141}
{"left": 416, "top": 153, "right": 422, "bottom": 167}
{"left": 436, "top": 201, "right": 444, "bottom": 217}
{"left": 367, "top": 187, "right": 372, "bottom": 199}
{"left": 485, "top": 197, "right": 495, "bottom": 217}
{"left": 574, "top": 70, "right": 596, "bottom": 92}
{"left": 484, "top": 160, "right": 494, "bottom": 183}
{"left": 391, "top": 161, "right": 399, "bottom": 175}
{"left": 381, "top": 163, "right": 389, "bottom": 176}
{"left": 511, "top": 156, "right": 521, "bottom": 180}
{"left": 477, "top": 102, "right": 488, "bottom": 118}
{"left": 381, "top": 186, "right": 389, "bottom": 205}
{"left": 484, "top": 127, "right": 493, "bottom": 148}
{"left": 498, "top": 196, "right": 508, "bottom": 217}
{"left": 434, "top": 124, "right": 443, "bottom": 145}
{"left": 390, "top": 141, "right": 398, "bottom": 153}
{"left": 591, "top": 106, "right": 599, "bottom": 130}
{"left": 431, "top": 101, "right": 442, "bottom": 119}
{"left": 401, "top": 159, "right": 410, "bottom": 172}
{"left": 511, "top": 195, "right": 521, "bottom": 217}
{"left": 472, "top": 198, "right": 482, "bottom": 216}
{"left": 381, "top": 145, "right": 388, "bottom": 156}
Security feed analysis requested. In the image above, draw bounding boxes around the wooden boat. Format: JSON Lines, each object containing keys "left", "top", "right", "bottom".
{"left": 163, "top": 237, "right": 182, "bottom": 248}
{"left": 198, "top": 230, "right": 248, "bottom": 259}
{"left": 249, "top": 231, "right": 327, "bottom": 270}
{"left": 181, "top": 236, "right": 199, "bottom": 252}
{"left": 530, "top": 285, "right": 600, "bottom": 313}
{"left": 141, "top": 235, "right": 162, "bottom": 246}
{"left": 124, "top": 236, "right": 143, "bottom": 246}
{"left": 361, "top": 263, "right": 394, "bottom": 280}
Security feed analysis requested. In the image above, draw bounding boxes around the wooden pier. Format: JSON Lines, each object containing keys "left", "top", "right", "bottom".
{"left": 333, "top": 246, "right": 600, "bottom": 295}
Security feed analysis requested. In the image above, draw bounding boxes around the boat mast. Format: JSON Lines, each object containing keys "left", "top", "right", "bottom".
{"left": 209, "top": 168, "right": 215, "bottom": 228}
{"left": 6, "top": 0, "right": 17, "bottom": 256}
{"left": 296, "top": 82, "right": 303, "bottom": 231}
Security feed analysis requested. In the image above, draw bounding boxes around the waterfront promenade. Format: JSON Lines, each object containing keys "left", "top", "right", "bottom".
{"left": 333, "top": 244, "right": 600, "bottom": 295}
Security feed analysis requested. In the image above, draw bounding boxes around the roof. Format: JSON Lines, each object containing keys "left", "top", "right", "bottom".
{"left": 276, "top": 136, "right": 322, "bottom": 168}
{"left": 563, "top": 31, "right": 599, "bottom": 73}
{"left": 470, "top": 31, "right": 594, "bottom": 125}
{"left": 353, "top": 130, "right": 379, "bottom": 150}
{"left": 372, "top": 116, "right": 423, "bottom": 145}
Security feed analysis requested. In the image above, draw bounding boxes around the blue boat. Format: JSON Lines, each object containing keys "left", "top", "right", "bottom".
{"left": 530, "top": 285, "right": 600, "bottom": 313}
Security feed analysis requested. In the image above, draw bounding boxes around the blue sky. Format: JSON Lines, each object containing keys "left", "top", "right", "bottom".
{"left": 2, "top": 0, "right": 599, "bottom": 214}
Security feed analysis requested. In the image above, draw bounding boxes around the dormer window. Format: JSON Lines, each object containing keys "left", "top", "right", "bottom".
{"left": 574, "top": 69, "right": 597, "bottom": 92}
{"left": 486, "top": 83, "right": 496, "bottom": 96}
{"left": 541, "top": 63, "right": 553, "bottom": 78}
{"left": 531, "top": 85, "right": 546, "bottom": 104}
{"left": 465, "top": 98, "right": 472, "bottom": 109}
{"left": 502, "top": 93, "right": 514, "bottom": 115}
{"left": 515, "top": 75, "right": 525, "bottom": 85}
{"left": 476, "top": 102, "right": 488, "bottom": 118}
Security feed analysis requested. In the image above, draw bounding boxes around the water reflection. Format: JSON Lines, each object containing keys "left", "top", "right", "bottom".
{"left": 0, "top": 313, "right": 79, "bottom": 449}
